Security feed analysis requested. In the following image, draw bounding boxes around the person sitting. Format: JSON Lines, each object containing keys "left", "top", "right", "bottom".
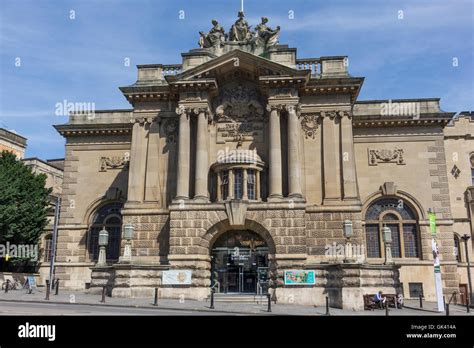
{"left": 374, "top": 291, "right": 386, "bottom": 309}
{"left": 396, "top": 293, "right": 404, "bottom": 309}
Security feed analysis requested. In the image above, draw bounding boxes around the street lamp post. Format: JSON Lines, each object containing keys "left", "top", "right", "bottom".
{"left": 97, "top": 228, "right": 109, "bottom": 266}
{"left": 383, "top": 226, "right": 394, "bottom": 265}
{"left": 343, "top": 220, "right": 353, "bottom": 263}
{"left": 461, "top": 234, "right": 473, "bottom": 305}
{"left": 120, "top": 224, "right": 134, "bottom": 262}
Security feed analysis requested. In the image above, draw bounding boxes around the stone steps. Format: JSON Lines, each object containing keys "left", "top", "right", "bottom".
{"left": 207, "top": 294, "right": 267, "bottom": 303}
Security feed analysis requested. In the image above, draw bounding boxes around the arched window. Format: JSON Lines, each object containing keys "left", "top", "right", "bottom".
{"left": 454, "top": 235, "right": 462, "bottom": 262}
{"left": 88, "top": 202, "right": 123, "bottom": 262}
{"left": 365, "top": 198, "right": 420, "bottom": 259}
{"left": 470, "top": 154, "right": 474, "bottom": 186}
{"left": 43, "top": 234, "right": 52, "bottom": 262}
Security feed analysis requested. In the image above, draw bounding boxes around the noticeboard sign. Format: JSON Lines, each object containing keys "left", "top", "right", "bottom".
{"left": 284, "top": 270, "right": 315, "bottom": 285}
{"left": 162, "top": 270, "right": 192, "bottom": 285}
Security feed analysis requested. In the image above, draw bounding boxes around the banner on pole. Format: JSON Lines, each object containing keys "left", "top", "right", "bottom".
{"left": 428, "top": 211, "right": 444, "bottom": 312}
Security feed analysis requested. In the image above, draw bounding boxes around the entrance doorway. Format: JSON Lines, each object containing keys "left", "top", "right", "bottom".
{"left": 211, "top": 230, "right": 269, "bottom": 294}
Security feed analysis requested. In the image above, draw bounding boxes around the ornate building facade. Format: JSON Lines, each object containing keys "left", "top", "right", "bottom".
{"left": 53, "top": 14, "right": 473, "bottom": 309}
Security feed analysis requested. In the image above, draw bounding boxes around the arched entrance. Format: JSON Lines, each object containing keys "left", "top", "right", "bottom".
{"left": 211, "top": 230, "right": 269, "bottom": 294}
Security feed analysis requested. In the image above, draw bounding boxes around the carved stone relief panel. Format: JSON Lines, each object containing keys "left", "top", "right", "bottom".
{"left": 368, "top": 148, "right": 405, "bottom": 166}
{"left": 214, "top": 81, "right": 265, "bottom": 144}
{"left": 99, "top": 156, "right": 129, "bottom": 172}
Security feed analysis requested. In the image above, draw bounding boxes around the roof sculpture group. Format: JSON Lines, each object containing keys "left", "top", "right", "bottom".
{"left": 199, "top": 11, "right": 280, "bottom": 50}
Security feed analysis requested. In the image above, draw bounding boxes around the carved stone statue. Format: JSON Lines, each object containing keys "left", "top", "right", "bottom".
{"left": 255, "top": 17, "right": 280, "bottom": 47}
{"left": 199, "top": 19, "right": 226, "bottom": 48}
{"left": 229, "top": 11, "right": 253, "bottom": 42}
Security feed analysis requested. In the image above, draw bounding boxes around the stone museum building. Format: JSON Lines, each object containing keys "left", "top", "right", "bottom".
{"left": 52, "top": 13, "right": 473, "bottom": 309}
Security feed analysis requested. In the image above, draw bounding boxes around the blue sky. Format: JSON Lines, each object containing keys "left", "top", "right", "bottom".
{"left": 1, "top": 0, "right": 473, "bottom": 159}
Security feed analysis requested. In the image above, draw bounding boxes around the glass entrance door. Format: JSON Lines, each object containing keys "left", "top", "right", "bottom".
{"left": 211, "top": 230, "right": 269, "bottom": 294}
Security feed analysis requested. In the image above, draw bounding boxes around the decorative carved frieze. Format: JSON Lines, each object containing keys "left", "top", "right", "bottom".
{"left": 368, "top": 148, "right": 405, "bottom": 166}
{"left": 99, "top": 156, "right": 129, "bottom": 172}
{"left": 300, "top": 114, "right": 320, "bottom": 139}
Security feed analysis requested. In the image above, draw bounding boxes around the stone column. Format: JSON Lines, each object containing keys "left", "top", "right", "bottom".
{"left": 256, "top": 171, "right": 261, "bottom": 200}
{"left": 228, "top": 169, "right": 235, "bottom": 199}
{"left": 216, "top": 173, "right": 222, "bottom": 201}
{"left": 322, "top": 111, "right": 340, "bottom": 203}
{"left": 286, "top": 105, "right": 303, "bottom": 199}
{"left": 194, "top": 108, "right": 209, "bottom": 201}
{"left": 176, "top": 106, "right": 190, "bottom": 200}
{"left": 242, "top": 169, "right": 248, "bottom": 200}
{"left": 268, "top": 105, "right": 283, "bottom": 199}
{"left": 127, "top": 118, "right": 151, "bottom": 202}
{"left": 340, "top": 111, "right": 359, "bottom": 200}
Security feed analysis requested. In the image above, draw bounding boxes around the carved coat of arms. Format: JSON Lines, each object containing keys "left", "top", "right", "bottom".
{"left": 215, "top": 83, "right": 264, "bottom": 123}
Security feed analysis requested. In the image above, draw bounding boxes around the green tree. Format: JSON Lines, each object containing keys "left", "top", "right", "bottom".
{"left": 0, "top": 150, "right": 52, "bottom": 250}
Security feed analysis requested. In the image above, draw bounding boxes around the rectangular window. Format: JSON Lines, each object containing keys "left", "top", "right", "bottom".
{"left": 365, "top": 224, "right": 381, "bottom": 258}
{"left": 221, "top": 171, "right": 229, "bottom": 200}
{"left": 403, "top": 224, "right": 419, "bottom": 258}
{"left": 234, "top": 169, "right": 243, "bottom": 199}
{"left": 247, "top": 170, "right": 255, "bottom": 200}
{"left": 387, "top": 224, "right": 401, "bottom": 258}
{"left": 43, "top": 238, "right": 52, "bottom": 262}
{"left": 409, "top": 282, "right": 424, "bottom": 298}
{"left": 471, "top": 168, "right": 474, "bottom": 186}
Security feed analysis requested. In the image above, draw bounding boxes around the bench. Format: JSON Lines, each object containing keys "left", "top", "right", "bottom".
{"left": 363, "top": 294, "right": 377, "bottom": 310}
{"left": 364, "top": 294, "right": 400, "bottom": 310}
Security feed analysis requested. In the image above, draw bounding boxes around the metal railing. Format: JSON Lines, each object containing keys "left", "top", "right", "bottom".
{"left": 210, "top": 280, "right": 220, "bottom": 294}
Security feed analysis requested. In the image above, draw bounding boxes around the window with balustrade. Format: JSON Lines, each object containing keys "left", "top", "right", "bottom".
{"left": 364, "top": 197, "right": 420, "bottom": 259}
{"left": 212, "top": 150, "right": 265, "bottom": 202}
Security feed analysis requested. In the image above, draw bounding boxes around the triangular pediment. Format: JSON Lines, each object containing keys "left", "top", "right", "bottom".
{"left": 167, "top": 49, "right": 310, "bottom": 83}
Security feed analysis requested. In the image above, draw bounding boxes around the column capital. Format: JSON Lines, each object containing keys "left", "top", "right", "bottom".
{"left": 320, "top": 110, "right": 352, "bottom": 120}
{"left": 130, "top": 115, "right": 156, "bottom": 125}
{"left": 175, "top": 105, "right": 192, "bottom": 117}
{"left": 284, "top": 104, "right": 301, "bottom": 116}
{"left": 266, "top": 104, "right": 285, "bottom": 113}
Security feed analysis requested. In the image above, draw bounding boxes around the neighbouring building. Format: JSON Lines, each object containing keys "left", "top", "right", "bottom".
{"left": 23, "top": 158, "right": 64, "bottom": 281}
{"left": 52, "top": 13, "right": 473, "bottom": 309}
{"left": 0, "top": 128, "right": 27, "bottom": 159}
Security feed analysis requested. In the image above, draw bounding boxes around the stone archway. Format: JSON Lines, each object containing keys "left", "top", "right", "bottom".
{"left": 204, "top": 219, "right": 277, "bottom": 294}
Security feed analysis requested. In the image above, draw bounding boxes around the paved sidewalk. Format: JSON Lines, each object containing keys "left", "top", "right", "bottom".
{"left": 0, "top": 288, "right": 472, "bottom": 316}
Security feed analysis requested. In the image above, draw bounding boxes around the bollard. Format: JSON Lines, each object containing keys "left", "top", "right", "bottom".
{"left": 385, "top": 302, "right": 389, "bottom": 316}
{"left": 101, "top": 286, "right": 106, "bottom": 303}
{"left": 325, "top": 296, "right": 330, "bottom": 316}
{"left": 153, "top": 287, "right": 158, "bottom": 306}
{"left": 55, "top": 279, "right": 59, "bottom": 296}
{"left": 45, "top": 280, "right": 50, "bottom": 300}
{"left": 210, "top": 288, "right": 215, "bottom": 309}
{"left": 267, "top": 293, "right": 272, "bottom": 313}
{"left": 4, "top": 279, "right": 9, "bottom": 294}
{"left": 419, "top": 294, "right": 423, "bottom": 308}
{"left": 445, "top": 303, "right": 450, "bottom": 316}
{"left": 467, "top": 298, "right": 470, "bottom": 313}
